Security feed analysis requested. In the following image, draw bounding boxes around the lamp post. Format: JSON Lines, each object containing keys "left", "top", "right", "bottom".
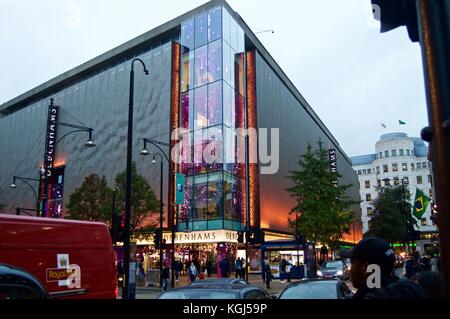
{"left": 151, "top": 152, "right": 164, "bottom": 289}
{"left": 122, "top": 58, "right": 149, "bottom": 300}
{"left": 295, "top": 212, "right": 300, "bottom": 267}
{"left": 11, "top": 176, "right": 40, "bottom": 215}
{"left": 140, "top": 137, "right": 174, "bottom": 287}
{"left": 41, "top": 119, "right": 96, "bottom": 218}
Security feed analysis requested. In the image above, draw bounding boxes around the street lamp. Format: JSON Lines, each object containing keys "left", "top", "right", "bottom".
{"left": 140, "top": 137, "right": 175, "bottom": 288}
{"left": 151, "top": 152, "right": 164, "bottom": 289}
{"left": 122, "top": 58, "right": 149, "bottom": 300}
{"left": 41, "top": 115, "right": 96, "bottom": 219}
{"left": 10, "top": 176, "right": 40, "bottom": 215}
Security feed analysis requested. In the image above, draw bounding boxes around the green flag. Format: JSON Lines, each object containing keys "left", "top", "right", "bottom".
{"left": 399, "top": 120, "right": 406, "bottom": 125}
{"left": 413, "top": 188, "right": 431, "bottom": 220}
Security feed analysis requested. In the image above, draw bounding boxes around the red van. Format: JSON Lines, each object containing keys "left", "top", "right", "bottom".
{"left": 0, "top": 214, "right": 117, "bottom": 299}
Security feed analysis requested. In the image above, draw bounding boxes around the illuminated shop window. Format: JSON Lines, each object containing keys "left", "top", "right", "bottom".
{"left": 207, "top": 81, "right": 223, "bottom": 126}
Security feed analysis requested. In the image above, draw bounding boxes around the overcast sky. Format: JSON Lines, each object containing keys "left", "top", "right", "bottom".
{"left": 0, "top": 0, "right": 428, "bottom": 156}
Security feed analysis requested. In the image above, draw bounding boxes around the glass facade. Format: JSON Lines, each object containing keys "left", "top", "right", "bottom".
{"left": 179, "top": 6, "right": 246, "bottom": 231}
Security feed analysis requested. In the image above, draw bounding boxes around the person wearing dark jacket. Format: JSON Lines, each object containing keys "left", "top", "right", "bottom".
{"left": 219, "top": 258, "right": 230, "bottom": 278}
{"left": 341, "top": 237, "right": 425, "bottom": 299}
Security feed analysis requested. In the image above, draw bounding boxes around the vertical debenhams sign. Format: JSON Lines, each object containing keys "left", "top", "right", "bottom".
{"left": 44, "top": 101, "right": 58, "bottom": 177}
{"left": 329, "top": 148, "right": 338, "bottom": 185}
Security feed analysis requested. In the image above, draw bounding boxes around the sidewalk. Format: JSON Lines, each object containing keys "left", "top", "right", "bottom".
{"left": 135, "top": 273, "right": 299, "bottom": 295}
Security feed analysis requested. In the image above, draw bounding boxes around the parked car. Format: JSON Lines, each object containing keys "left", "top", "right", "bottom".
{"left": 0, "top": 214, "right": 117, "bottom": 299}
{"left": 188, "top": 278, "right": 249, "bottom": 288}
{"left": 278, "top": 279, "right": 353, "bottom": 299}
{"left": 0, "top": 264, "right": 50, "bottom": 299}
{"left": 158, "top": 285, "right": 270, "bottom": 299}
{"left": 317, "top": 260, "right": 349, "bottom": 280}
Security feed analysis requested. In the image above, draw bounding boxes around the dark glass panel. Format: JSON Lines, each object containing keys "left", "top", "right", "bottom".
{"left": 181, "top": 19, "right": 195, "bottom": 53}
{"left": 207, "top": 40, "right": 222, "bottom": 83}
{"left": 194, "top": 46, "right": 208, "bottom": 87}
{"left": 207, "top": 81, "right": 223, "bottom": 126}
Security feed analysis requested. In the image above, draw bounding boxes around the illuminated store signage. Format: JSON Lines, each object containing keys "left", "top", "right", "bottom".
{"left": 44, "top": 102, "right": 59, "bottom": 177}
{"left": 134, "top": 230, "right": 238, "bottom": 245}
{"left": 329, "top": 148, "right": 338, "bottom": 185}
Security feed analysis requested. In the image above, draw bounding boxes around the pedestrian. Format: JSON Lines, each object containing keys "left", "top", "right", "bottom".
{"left": 286, "top": 260, "right": 292, "bottom": 282}
{"left": 279, "top": 259, "right": 287, "bottom": 283}
{"left": 341, "top": 237, "right": 425, "bottom": 299}
{"left": 404, "top": 256, "right": 417, "bottom": 279}
{"left": 206, "top": 258, "right": 212, "bottom": 277}
{"left": 430, "top": 255, "right": 439, "bottom": 273}
{"left": 188, "top": 262, "right": 198, "bottom": 283}
{"left": 240, "top": 258, "right": 246, "bottom": 279}
{"left": 412, "top": 271, "right": 444, "bottom": 299}
{"left": 219, "top": 258, "right": 230, "bottom": 278}
{"left": 174, "top": 259, "right": 182, "bottom": 282}
{"left": 263, "top": 258, "right": 272, "bottom": 289}
{"left": 162, "top": 265, "right": 170, "bottom": 291}
{"left": 235, "top": 258, "right": 242, "bottom": 278}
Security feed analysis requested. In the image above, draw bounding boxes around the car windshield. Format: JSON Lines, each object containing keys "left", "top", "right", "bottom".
{"left": 321, "top": 261, "right": 343, "bottom": 269}
{"left": 279, "top": 281, "right": 338, "bottom": 299}
{"left": 159, "top": 290, "right": 239, "bottom": 299}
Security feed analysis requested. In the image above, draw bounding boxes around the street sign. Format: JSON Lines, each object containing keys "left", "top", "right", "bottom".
{"left": 175, "top": 173, "right": 185, "bottom": 204}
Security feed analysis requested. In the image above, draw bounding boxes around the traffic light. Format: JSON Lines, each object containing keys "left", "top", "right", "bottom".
{"left": 237, "top": 231, "right": 244, "bottom": 243}
{"left": 154, "top": 229, "right": 162, "bottom": 250}
{"left": 110, "top": 211, "right": 125, "bottom": 243}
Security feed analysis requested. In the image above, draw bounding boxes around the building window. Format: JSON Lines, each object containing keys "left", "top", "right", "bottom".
{"left": 421, "top": 218, "right": 427, "bottom": 226}
{"left": 384, "top": 150, "right": 389, "bottom": 157}
{"left": 428, "top": 162, "right": 432, "bottom": 168}
{"left": 365, "top": 181, "right": 370, "bottom": 189}
{"left": 208, "top": 6, "right": 222, "bottom": 43}
{"left": 392, "top": 163, "right": 398, "bottom": 172}
{"left": 377, "top": 179, "right": 381, "bottom": 187}
{"left": 367, "top": 207, "right": 373, "bottom": 216}
{"left": 403, "top": 177, "right": 409, "bottom": 184}
{"left": 411, "top": 163, "right": 415, "bottom": 170}
{"left": 394, "top": 177, "right": 400, "bottom": 186}
{"left": 417, "top": 176, "right": 423, "bottom": 184}
{"left": 400, "top": 149, "right": 404, "bottom": 156}
{"left": 368, "top": 169, "right": 372, "bottom": 174}
{"left": 412, "top": 150, "right": 414, "bottom": 155}
{"left": 358, "top": 170, "right": 362, "bottom": 175}
{"left": 422, "top": 162, "right": 427, "bottom": 168}
{"left": 376, "top": 166, "right": 380, "bottom": 174}
{"left": 195, "top": 12, "right": 208, "bottom": 48}
{"left": 407, "top": 149, "right": 411, "bottom": 156}
{"left": 366, "top": 194, "right": 372, "bottom": 202}
{"left": 402, "top": 163, "right": 408, "bottom": 171}
{"left": 429, "top": 189, "right": 433, "bottom": 197}
{"left": 428, "top": 175, "right": 432, "bottom": 185}
{"left": 392, "top": 150, "right": 397, "bottom": 157}
{"left": 383, "top": 165, "right": 388, "bottom": 173}
{"left": 363, "top": 169, "right": 367, "bottom": 174}
{"left": 417, "top": 162, "right": 421, "bottom": 169}
{"left": 379, "top": 152, "right": 382, "bottom": 158}
{"left": 384, "top": 179, "right": 390, "bottom": 187}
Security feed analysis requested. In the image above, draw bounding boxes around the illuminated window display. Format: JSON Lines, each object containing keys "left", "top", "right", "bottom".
{"left": 180, "top": 5, "right": 245, "bottom": 232}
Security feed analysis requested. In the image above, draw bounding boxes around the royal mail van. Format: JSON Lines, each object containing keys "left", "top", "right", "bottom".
{"left": 0, "top": 214, "right": 117, "bottom": 299}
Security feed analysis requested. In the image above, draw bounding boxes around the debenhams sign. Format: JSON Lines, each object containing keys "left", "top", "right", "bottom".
{"left": 135, "top": 230, "right": 238, "bottom": 245}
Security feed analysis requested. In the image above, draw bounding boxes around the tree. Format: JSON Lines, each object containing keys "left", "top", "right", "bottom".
{"left": 366, "top": 185, "right": 417, "bottom": 243}
{"left": 287, "top": 141, "right": 358, "bottom": 250}
{"left": 114, "top": 162, "right": 159, "bottom": 233}
{"left": 67, "top": 174, "right": 113, "bottom": 222}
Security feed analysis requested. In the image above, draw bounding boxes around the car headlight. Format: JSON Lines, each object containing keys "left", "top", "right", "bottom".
{"left": 337, "top": 270, "right": 343, "bottom": 276}
{"left": 317, "top": 270, "right": 323, "bottom": 276}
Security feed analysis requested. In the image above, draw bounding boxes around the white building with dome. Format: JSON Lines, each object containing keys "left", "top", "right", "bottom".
{"left": 351, "top": 133, "right": 438, "bottom": 254}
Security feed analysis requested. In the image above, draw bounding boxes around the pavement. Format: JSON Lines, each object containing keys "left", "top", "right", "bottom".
{"left": 118, "top": 274, "right": 299, "bottom": 299}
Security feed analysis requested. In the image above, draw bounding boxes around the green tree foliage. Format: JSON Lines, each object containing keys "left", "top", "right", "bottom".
{"left": 114, "top": 162, "right": 159, "bottom": 233}
{"left": 366, "top": 185, "right": 417, "bottom": 243}
{"left": 287, "top": 141, "right": 358, "bottom": 249}
{"left": 67, "top": 174, "right": 113, "bottom": 222}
